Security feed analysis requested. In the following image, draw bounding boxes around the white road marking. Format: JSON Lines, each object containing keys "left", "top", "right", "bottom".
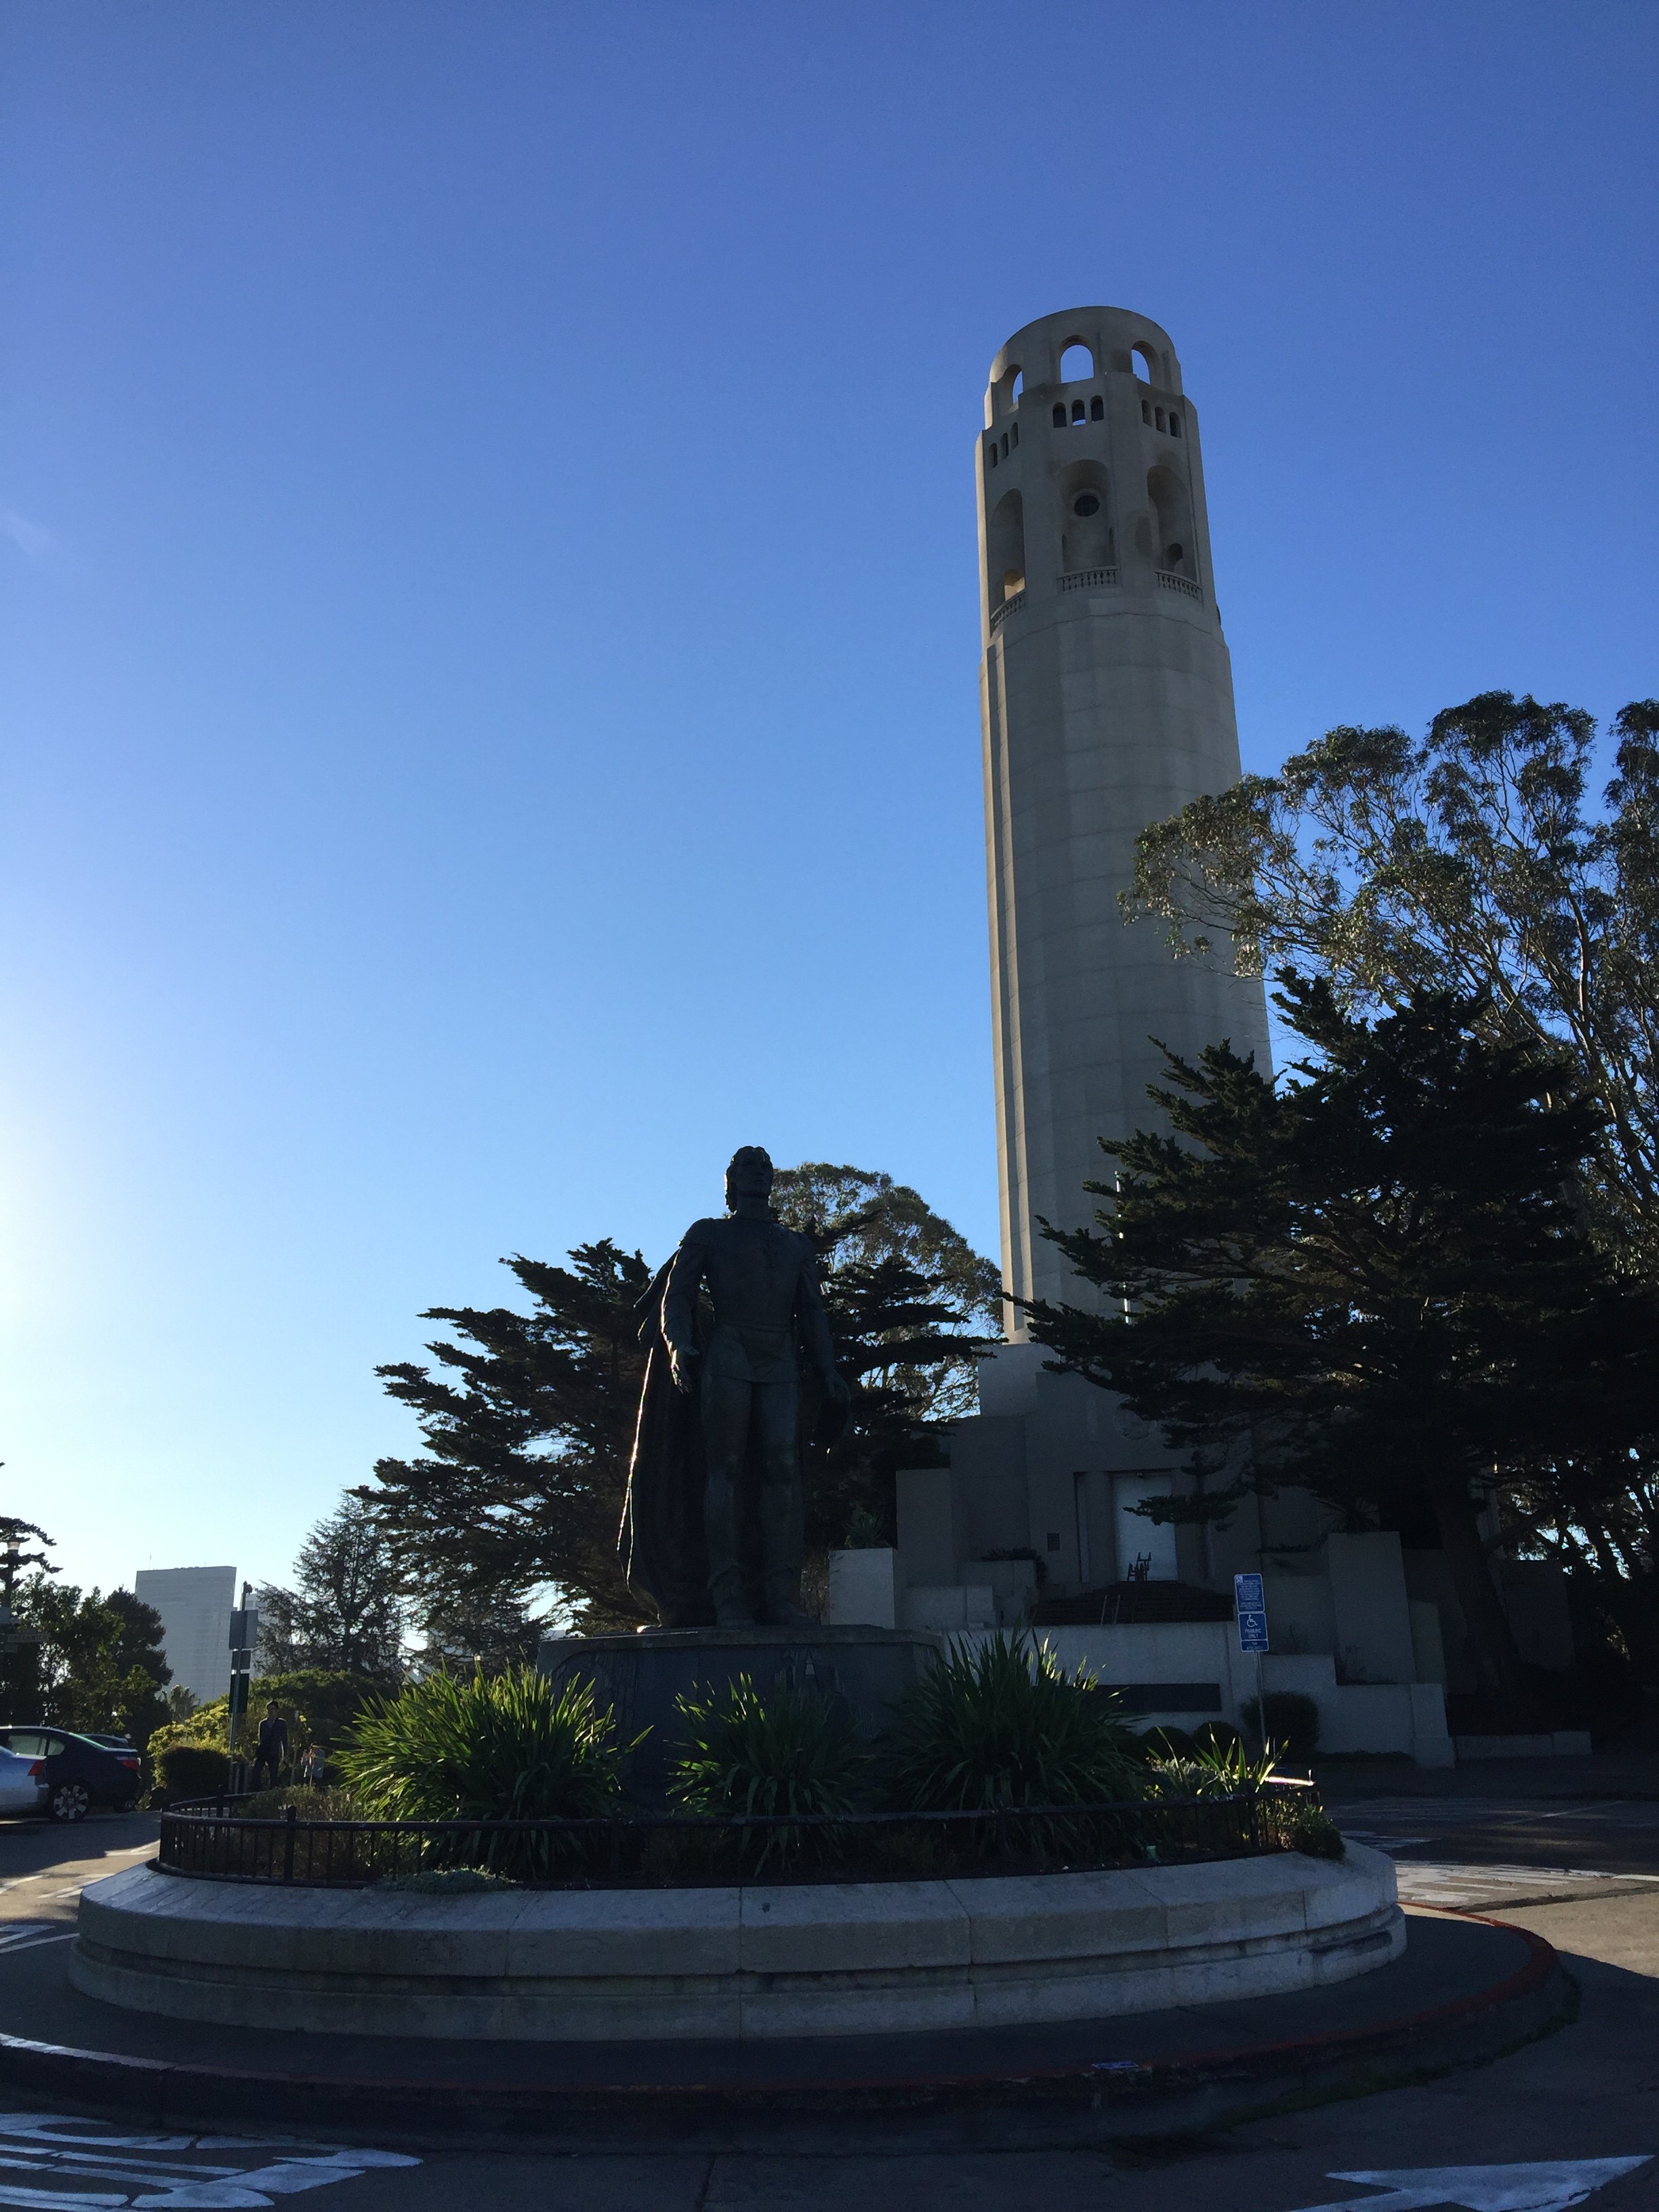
{"left": 1389, "top": 1862, "right": 1659, "bottom": 1907}
{"left": 0, "top": 2118, "right": 418, "bottom": 2208}
{"left": 1290, "top": 2156, "right": 1652, "bottom": 2212}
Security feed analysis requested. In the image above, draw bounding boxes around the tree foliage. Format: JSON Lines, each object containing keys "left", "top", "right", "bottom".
{"left": 365, "top": 1241, "right": 653, "bottom": 1633}
{"left": 1027, "top": 979, "right": 1659, "bottom": 1708}
{"left": 1126, "top": 693, "right": 1659, "bottom": 1266}
{"left": 9, "top": 1575, "right": 171, "bottom": 1739}
{"left": 772, "top": 1165, "right": 996, "bottom": 1547}
{"left": 253, "top": 1496, "right": 406, "bottom": 1682}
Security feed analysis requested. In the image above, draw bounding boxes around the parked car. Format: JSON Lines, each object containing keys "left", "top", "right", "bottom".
{"left": 0, "top": 1747, "right": 49, "bottom": 1820}
{"left": 0, "top": 1729, "right": 143, "bottom": 1822}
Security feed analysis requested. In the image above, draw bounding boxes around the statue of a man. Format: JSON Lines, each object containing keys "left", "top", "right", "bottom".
{"left": 655, "top": 1146, "right": 848, "bottom": 1628}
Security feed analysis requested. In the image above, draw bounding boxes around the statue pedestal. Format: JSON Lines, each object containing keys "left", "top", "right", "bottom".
{"left": 537, "top": 1624, "right": 943, "bottom": 1805}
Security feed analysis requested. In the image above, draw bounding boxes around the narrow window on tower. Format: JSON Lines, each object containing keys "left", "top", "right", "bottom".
{"left": 1090, "top": 394, "right": 1104, "bottom": 420}
{"left": 1155, "top": 408, "right": 1166, "bottom": 431}
{"left": 1169, "top": 412, "right": 1182, "bottom": 437}
{"left": 1000, "top": 433, "right": 1009, "bottom": 458}
{"left": 1141, "top": 398, "right": 1151, "bottom": 424}
{"left": 987, "top": 441, "right": 998, "bottom": 468}
{"left": 988, "top": 489, "right": 1026, "bottom": 612}
{"left": 1052, "top": 404, "right": 1066, "bottom": 428}
{"left": 1071, "top": 399, "right": 1086, "bottom": 424}
{"left": 1011, "top": 421, "right": 1019, "bottom": 447}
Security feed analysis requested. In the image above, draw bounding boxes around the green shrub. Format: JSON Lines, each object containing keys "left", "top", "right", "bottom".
{"left": 1240, "top": 1690, "right": 1321, "bottom": 1757}
{"left": 335, "top": 1667, "right": 637, "bottom": 1877}
{"left": 883, "top": 1635, "right": 1139, "bottom": 1826}
{"left": 235, "top": 1784, "right": 361, "bottom": 1820}
{"left": 155, "top": 1744, "right": 230, "bottom": 1803}
{"left": 1287, "top": 1804, "right": 1345, "bottom": 1860}
{"left": 1191, "top": 1721, "right": 1242, "bottom": 1756}
{"left": 1146, "top": 1736, "right": 1280, "bottom": 1799}
{"left": 146, "top": 1670, "right": 383, "bottom": 1773}
{"left": 669, "top": 1674, "right": 867, "bottom": 1871}
{"left": 1136, "top": 1725, "right": 1195, "bottom": 1761}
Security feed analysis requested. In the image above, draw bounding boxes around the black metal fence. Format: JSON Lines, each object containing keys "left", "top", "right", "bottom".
{"left": 157, "top": 1782, "right": 1323, "bottom": 1891}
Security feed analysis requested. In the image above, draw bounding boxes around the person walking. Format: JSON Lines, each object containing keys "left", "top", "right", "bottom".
{"left": 249, "top": 1701, "right": 288, "bottom": 1791}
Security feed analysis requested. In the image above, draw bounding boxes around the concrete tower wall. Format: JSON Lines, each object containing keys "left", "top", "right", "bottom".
{"left": 977, "top": 306, "right": 1272, "bottom": 1324}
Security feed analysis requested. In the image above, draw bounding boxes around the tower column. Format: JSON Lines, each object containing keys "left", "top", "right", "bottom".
{"left": 977, "top": 307, "right": 1271, "bottom": 1331}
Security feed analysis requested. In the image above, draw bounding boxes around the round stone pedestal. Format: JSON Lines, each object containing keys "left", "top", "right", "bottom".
{"left": 72, "top": 1847, "right": 1404, "bottom": 2043}
{"left": 537, "top": 1624, "right": 942, "bottom": 1802}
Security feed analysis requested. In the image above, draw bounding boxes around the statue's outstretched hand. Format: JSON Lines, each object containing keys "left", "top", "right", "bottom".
{"left": 669, "top": 1345, "right": 697, "bottom": 1395}
{"left": 821, "top": 1368, "right": 851, "bottom": 1408}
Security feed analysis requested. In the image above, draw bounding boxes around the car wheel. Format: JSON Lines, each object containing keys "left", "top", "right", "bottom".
{"left": 49, "top": 1781, "right": 90, "bottom": 1823}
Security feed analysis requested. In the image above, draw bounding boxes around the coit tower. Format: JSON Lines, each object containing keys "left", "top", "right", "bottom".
{"left": 978, "top": 306, "right": 1271, "bottom": 1328}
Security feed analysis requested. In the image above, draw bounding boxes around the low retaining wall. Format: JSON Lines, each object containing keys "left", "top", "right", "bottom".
{"left": 71, "top": 1846, "right": 1402, "bottom": 2043}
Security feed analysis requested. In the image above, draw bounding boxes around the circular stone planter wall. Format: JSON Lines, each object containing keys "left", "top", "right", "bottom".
{"left": 70, "top": 1846, "right": 1401, "bottom": 2043}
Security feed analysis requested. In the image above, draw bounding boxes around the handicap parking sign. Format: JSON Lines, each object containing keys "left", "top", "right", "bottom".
{"left": 1234, "top": 1572, "right": 1269, "bottom": 1653}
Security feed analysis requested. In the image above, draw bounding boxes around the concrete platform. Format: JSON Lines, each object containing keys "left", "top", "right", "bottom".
{"left": 0, "top": 1905, "right": 1568, "bottom": 2150}
{"left": 70, "top": 1846, "right": 1403, "bottom": 2041}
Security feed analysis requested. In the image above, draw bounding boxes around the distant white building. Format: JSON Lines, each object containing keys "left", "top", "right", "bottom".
{"left": 134, "top": 1565, "right": 237, "bottom": 1706}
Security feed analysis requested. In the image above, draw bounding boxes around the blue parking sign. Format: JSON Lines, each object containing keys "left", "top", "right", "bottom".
{"left": 1234, "top": 1572, "right": 1269, "bottom": 1654}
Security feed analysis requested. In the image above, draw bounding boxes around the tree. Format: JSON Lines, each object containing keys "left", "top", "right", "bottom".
{"left": 1025, "top": 977, "right": 1659, "bottom": 1713}
{"left": 771, "top": 1166, "right": 998, "bottom": 1546}
{"left": 253, "top": 1497, "right": 405, "bottom": 1681}
{"left": 361, "top": 1176, "right": 999, "bottom": 1626}
{"left": 1126, "top": 693, "right": 1659, "bottom": 1267}
{"left": 10, "top": 1576, "right": 171, "bottom": 1739}
{"left": 411, "top": 1588, "right": 549, "bottom": 1675}
{"left": 365, "top": 1241, "right": 653, "bottom": 1634}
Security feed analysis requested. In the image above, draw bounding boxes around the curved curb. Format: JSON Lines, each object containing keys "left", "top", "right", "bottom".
{"left": 0, "top": 1909, "right": 1572, "bottom": 2152}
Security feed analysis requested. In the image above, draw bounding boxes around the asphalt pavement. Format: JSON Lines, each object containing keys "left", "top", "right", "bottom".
{"left": 0, "top": 1762, "right": 1651, "bottom": 2211}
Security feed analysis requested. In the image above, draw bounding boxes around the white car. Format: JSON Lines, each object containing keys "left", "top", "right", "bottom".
{"left": 0, "top": 1747, "right": 48, "bottom": 1819}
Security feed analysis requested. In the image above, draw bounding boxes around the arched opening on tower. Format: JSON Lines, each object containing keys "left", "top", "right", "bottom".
{"left": 987, "top": 489, "right": 1026, "bottom": 609}
{"left": 1059, "top": 341, "right": 1094, "bottom": 383}
{"left": 1059, "top": 461, "right": 1113, "bottom": 574}
{"left": 994, "top": 363, "right": 1023, "bottom": 417}
{"left": 1147, "top": 464, "right": 1195, "bottom": 579}
{"left": 1132, "top": 342, "right": 1155, "bottom": 384}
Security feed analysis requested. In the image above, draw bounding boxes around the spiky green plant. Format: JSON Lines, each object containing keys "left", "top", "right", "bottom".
{"left": 335, "top": 1667, "right": 637, "bottom": 1876}
{"left": 882, "top": 1634, "right": 1138, "bottom": 1853}
{"left": 668, "top": 1673, "right": 867, "bottom": 1871}
{"left": 1146, "top": 1736, "right": 1282, "bottom": 1799}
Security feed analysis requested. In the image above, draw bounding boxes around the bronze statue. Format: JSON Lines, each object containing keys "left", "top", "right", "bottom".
{"left": 619, "top": 1147, "right": 848, "bottom": 1629}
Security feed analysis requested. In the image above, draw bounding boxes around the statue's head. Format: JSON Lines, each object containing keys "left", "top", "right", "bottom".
{"left": 725, "top": 1145, "right": 774, "bottom": 1211}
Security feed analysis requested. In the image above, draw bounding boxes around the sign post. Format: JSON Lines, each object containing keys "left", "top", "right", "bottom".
{"left": 1233, "top": 1572, "right": 1269, "bottom": 1744}
{"left": 227, "top": 1584, "right": 259, "bottom": 1790}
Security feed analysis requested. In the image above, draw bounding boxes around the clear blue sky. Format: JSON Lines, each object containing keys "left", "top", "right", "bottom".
{"left": 3, "top": 2, "right": 1654, "bottom": 1603}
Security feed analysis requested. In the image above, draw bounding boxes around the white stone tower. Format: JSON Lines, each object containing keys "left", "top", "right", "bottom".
{"left": 977, "top": 306, "right": 1272, "bottom": 1327}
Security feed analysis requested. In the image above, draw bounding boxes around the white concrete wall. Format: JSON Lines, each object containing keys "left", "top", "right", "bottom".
{"left": 1263, "top": 1654, "right": 1453, "bottom": 1767}
{"left": 1326, "top": 1533, "right": 1416, "bottom": 1684}
{"left": 826, "top": 1549, "right": 898, "bottom": 1629}
{"left": 134, "top": 1565, "right": 236, "bottom": 1706}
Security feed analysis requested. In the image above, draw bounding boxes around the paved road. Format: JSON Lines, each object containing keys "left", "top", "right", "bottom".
{"left": 0, "top": 1799, "right": 1650, "bottom": 2211}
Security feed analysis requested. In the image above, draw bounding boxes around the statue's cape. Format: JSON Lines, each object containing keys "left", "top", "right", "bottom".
{"left": 617, "top": 1260, "right": 713, "bottom": 1628}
